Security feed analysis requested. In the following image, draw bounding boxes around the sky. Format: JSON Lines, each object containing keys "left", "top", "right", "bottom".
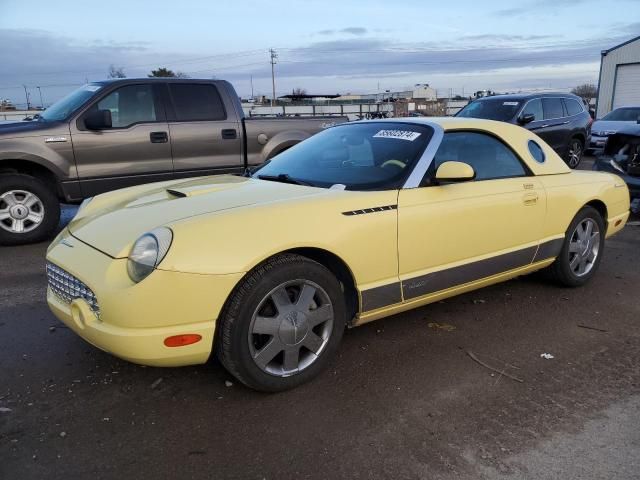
{"left": 1, "top": 0, "right": 639, "bottom": 107}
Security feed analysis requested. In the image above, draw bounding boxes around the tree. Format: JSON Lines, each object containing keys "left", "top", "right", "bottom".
{"left": 292, "top": 87, "right": 307, "bottom": 96}
{"left": 148, "top": 67, "right": 189, "bottom": 78}
{"left": 107, "top": 65, "right": 126, "bottom": 78}
{"left": 571, "top": 83, "right": 597, "bottom": 100}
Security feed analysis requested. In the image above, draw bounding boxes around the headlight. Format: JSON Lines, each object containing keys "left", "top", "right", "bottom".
{"left": 127, "top": 227, "right": 173, "bottom": 283}
{"left": 609, "top": 159, "right": 626, "bottom": 174}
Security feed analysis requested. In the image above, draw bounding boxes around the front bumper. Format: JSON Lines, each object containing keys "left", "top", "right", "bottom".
{"left": 588, "top": 135, "right": 607, "bottom": 153}
{"left": 46, "top": 230, "right": 244, "bottom": 367}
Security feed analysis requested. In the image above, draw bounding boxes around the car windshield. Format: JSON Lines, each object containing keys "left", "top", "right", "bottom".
{"left": 602, "top": 108, "right": 640, "bottom": 121}
{"left": 39, "top": 84, "right": 103, "bottom": 122}
{"left": 457, "top": 98, "right": 523, "bottom": 121}
{"left": 252, "top": 122, "right": 434, "bottom": 190}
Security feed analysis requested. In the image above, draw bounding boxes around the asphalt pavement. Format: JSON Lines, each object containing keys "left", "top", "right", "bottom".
{"left": 1, "top": 159, "right": 639, "bottom": 480}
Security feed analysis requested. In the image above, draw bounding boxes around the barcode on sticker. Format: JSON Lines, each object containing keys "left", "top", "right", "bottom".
{"left": 373, "top": 130, "right": 421, "bottom": 141}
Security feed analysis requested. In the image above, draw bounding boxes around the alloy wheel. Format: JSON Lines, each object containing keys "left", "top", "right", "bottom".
{"left": 568, "top": 218, "right": 600, "bottom": 277}
{"left": 248, "top": 279, "right": 334, "bottom": 377}
{"left": 568, "top": 140, "right": 583, "bottom": 168}
{"left": 0, "top": 190, "right": 45, "bottom": 234}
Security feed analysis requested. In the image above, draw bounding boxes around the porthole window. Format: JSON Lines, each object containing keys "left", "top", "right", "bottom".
{"left": 528, "top": 140, "right": 545, "bottom": 163}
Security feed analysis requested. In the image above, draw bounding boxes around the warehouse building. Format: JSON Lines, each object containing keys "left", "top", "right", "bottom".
{"left": 596, "top": 35, "right": 640, "bottom": 118}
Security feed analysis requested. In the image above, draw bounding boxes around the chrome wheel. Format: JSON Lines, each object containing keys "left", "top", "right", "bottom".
{"left": 248, "top": 279, "right": 334, "bottom": 377}
{"left": 0, "top": 190, "right": 45, "bottom": 234}
{"left": 568, "top": 218, "right": 600, "bottom": 277}
{"left": 567, "top": 140, "right": 583, "bottom": 168}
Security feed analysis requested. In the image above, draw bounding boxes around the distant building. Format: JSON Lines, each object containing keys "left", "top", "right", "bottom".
{"left": 596, "top": 35, "right": 640, "bottom": 118}
{"left": 411, "top": 84, "right": 437, "bottom": 100}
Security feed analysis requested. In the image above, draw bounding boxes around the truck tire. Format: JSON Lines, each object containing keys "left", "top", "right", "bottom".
{"left": 0, "top": 174, "right": 60, "bottom": 245}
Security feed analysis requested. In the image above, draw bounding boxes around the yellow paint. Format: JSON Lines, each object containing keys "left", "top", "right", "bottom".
{"left": 46, "top": 118, "right": 630, "bottom": 367}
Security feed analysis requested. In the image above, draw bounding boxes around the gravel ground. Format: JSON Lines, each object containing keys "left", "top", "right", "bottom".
{"left": 1, "top": 157, "right": 639, "bottom": 480}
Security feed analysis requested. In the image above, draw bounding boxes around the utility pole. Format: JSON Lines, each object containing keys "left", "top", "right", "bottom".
{"left": 37, "top": 86, "right": 44, "bottom": 109}
{"left": 250, "top": 75, "right": 254, "bottom": 100}
{"left": 22, "top": 85, "right": 31, "bottom": 110}
{"left": 269, "top": 48, "right": 277, "bottom": 108}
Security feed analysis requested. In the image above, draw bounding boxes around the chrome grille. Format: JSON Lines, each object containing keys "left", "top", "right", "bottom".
{"left": 46, "top": 262, "right": 100, "bottom": 316}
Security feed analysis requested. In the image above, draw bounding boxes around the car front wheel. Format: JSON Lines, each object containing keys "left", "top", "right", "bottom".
{"left": 217, "top": 253, "right": 346, "bottom": 392}
{"left": 0, "top": 174, "right": 60, "bottom": 246}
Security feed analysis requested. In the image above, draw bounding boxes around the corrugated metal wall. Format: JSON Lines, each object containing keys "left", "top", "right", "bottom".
{"left": 596, "top": 37, "right": 640, "bottom": 118}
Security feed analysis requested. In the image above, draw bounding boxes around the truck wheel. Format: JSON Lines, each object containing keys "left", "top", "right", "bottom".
{"left": 565, "top": 137, "right": 584, "bottom": 169}
{"left": 546, "top": 206, "right": 605, "bottom": 287}
{"left": 217, "top": 253, "right": 346, "bottom": 392}
{"left": 0, "top": 174, "right": 60, "bottom": 245}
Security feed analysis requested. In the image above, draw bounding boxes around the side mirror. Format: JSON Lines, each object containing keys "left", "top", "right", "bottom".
{"left": 435, "top": 161, "right": 475, "bottom": 183}
{"left": 518, "top": 113, "right": 535, "bottom": 125}
{"left": 84, "top": 109, "right": 112, "bottom": 130}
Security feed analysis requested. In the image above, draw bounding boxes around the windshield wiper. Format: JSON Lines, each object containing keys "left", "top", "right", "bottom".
{"left": 257, "top": 174, "right": 314, "bottom": 187}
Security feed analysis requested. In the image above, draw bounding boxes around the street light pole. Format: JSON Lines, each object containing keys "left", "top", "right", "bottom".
{"left": 37, "top": 86, "right": 44, "bottom": 109}
{"left": 269, "top": 48, "right": 277, "bottom": 108}
{"left": 22, "top": 85, "right": 31, "bottom": 110}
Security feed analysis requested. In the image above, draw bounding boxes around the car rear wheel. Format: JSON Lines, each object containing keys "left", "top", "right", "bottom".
{"left": 566, "top": 137, "right": 584, "bottom": 169}
{"left": 217, "top": 253, "right": 346, "bottom": 392}
{"left": 0, "top": 174, "right": 60, "bottom": 246}
{"left": 546, "top": 206, "right": 605, "bottom": 287}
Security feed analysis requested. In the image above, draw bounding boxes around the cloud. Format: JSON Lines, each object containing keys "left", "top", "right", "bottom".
{"left": 496, "top": 0, "right": 590, "bottom": 16}
{"left": 316, "top": 27, "right": 368, "bottom": 36}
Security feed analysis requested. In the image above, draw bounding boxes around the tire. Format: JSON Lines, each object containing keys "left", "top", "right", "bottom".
{"left": 217, "top": 253, "right": 346, "bottom": 392}
{"left": 546, "top": 206, "right": 605, "bottom": 287}
{"left": 565, "top": 137, "right": 584, "bottom": 169}
{"left": 0, "top": 174, "right": 60, "bottom": 246}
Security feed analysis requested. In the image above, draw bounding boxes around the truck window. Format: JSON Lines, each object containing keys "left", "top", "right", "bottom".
{"left": 95, "top": 84, "right": 157, "bottom": 128}
{"left": 169, "top": 84, "right": 226, "bottom": 121}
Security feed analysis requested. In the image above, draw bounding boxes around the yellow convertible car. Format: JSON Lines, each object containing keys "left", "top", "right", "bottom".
{"left": 46, "top": 118, "right": 630, "bottom": 391}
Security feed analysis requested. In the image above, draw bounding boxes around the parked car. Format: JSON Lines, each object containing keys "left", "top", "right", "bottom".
{"left": 0, "top": 79, "right": 347, "bottom": 245}
{"left": 46, "top": 117, "right": 629, "bottom": 392}
{"left": 592, "top": 124, "right": 640, "bottom": 210}
{"left": 456, "top": 93, "right": 592, "bottom": 169}
{"left": 588, "top": 106, "right": 640, "bottom": 154}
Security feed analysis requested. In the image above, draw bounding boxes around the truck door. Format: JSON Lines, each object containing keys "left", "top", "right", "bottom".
{"left": 165, "top": 82, "right": 243, "bottom": 178}
{"left": 71, "top": 83, "right": 173, "bottom": 196}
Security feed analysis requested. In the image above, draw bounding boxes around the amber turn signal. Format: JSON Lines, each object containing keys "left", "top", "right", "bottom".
{"left": 164, "top": 334, "right": 202, "bottom": 347}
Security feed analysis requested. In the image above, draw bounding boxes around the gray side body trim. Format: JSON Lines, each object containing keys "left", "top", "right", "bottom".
{"left": 361, "top": 283, "right": 403, "bottom": 311}
{"left": 360, "top": 239, "right": 564, "bottom": 312}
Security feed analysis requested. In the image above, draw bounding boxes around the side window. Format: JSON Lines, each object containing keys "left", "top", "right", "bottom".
{"left": 564, "top": 98, "right": 583, "bottom": 116}
{"left": 433, "top": 132, "right": 527, "bottom": 181}
{"left": 521, "top": 98, "right": 543, "bottom": 121}
{"left": 542, "top": 98, "right": 564, "bottom": 119}
{"left": 169, "top": 84, "right": 226, "bottom": 121}
{"left": 95, "top": 84, "right": 157, "bottom": 128}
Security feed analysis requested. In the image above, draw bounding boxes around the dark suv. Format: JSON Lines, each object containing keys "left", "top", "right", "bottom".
{"left": 456, "top": 93, "right": 592, "bottom": 168}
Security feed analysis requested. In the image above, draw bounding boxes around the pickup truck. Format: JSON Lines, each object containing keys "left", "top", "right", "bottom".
{"left": 0, "top": 78, "right": 347, "bottom": 245}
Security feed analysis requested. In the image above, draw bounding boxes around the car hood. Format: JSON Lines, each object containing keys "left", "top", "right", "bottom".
{"left": 591, "top": 120, "right": 635, "bottom": 135}
{"left": 0, "top": 119, "right": 66, "bottom": 138}
{"left": 68, "top": 175, "right": 329, "bottom": 258}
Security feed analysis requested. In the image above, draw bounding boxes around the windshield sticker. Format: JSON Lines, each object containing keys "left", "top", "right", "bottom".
{"left": 503, "top": 101, "right": 519, "bottom": 106}
{"left": 84, "top": 85, "right": 102, "bottom": 92}
{"left": 373, "top": 130, "right": 421, "bottom": 141}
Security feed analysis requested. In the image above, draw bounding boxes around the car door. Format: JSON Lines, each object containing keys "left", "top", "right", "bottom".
{"left": 537, "top": 98, "right": 569, "bottom": 152}
{"left": 71, "top": 83, "right": 173, "bottom": 196}
{"left": 397, "top": 131, "right": 547, "bottom": 301}
{"left": 165, "top": 82, "right": 244, "bottom": 178}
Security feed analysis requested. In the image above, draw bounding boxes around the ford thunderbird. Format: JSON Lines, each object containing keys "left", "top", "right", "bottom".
{"left": 46, "top": 118, "right": 630, "bottom": 391}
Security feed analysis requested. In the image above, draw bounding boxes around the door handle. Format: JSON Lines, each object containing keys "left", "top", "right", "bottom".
{"left": 221, "top": 129, "right": 237, "bottom": 140}
{"left": 150, "top": 131, "right": 168, "bottom": 143}
{"left": 523, "top": 192, "right": 538, "bottom": 206}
